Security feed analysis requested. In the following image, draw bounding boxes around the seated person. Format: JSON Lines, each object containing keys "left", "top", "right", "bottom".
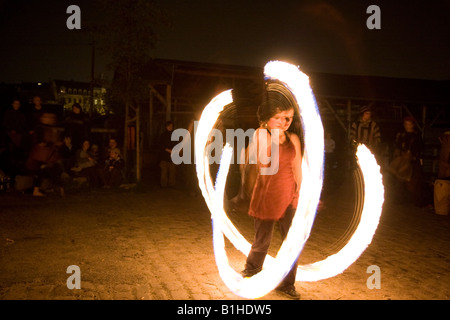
{"left": 102, "top": 137, "right": 121, "bottom": 163}
{"left": 101, "top": 148, "right": 125, "bottom": 188}
{"left": 71, "top": 139, "right": 101, "bottom": 187}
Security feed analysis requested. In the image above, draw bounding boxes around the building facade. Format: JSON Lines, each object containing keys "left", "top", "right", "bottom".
{"left": 51, "top": 80, "right": 108, "bottom": 116}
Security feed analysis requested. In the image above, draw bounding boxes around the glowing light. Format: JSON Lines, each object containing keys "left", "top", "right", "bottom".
{"left": 296, "top": 144, "right": 384, "bottom": 281}
{"left": 195, "top": 61, "right": 384, "bottom": 299}
{"left": 196, "top": 61, "right": 323, "bottom": 299}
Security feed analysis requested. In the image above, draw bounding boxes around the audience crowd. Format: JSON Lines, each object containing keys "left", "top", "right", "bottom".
{"left": 0, "top": 97, "right": 434, "bottom": 209}
{"left": 0, "top": 97, "right": 125, "bottom": 196}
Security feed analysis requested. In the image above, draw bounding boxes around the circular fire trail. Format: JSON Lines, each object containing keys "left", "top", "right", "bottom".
{"left": 195, "top": 61, "right": 384, "bottom": 298}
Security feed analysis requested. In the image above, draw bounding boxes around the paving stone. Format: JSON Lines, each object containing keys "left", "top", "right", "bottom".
{"left": 0, "top": 186, "right": 448, "bottom": 301}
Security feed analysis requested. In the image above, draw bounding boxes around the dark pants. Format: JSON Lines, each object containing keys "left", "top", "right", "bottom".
{"left": 34, "top": 162, "right": 64, "bottom": 188}
{"left": 160, "top": 160, "right": 176, "bottom": 187}
{"left": 244, "top": 206, "right": 299, "bottom": 289}
{"left": 102, "top": 167, "right": 124, "bottom": 187}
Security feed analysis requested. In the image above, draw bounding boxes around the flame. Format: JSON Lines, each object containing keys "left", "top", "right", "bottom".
{"left": 195, "top": 61, "right": 384, "bottom": 299}
{"left": 296, "top": 144, "right": 385, "bottom": 281}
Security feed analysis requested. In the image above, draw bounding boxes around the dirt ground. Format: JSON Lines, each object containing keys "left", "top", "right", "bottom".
{"left": 0, "top": 170, "right": 449, "bottom": 301}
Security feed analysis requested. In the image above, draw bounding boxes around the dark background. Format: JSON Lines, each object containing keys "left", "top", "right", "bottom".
{"left": 0, "top": 0, "right": 449, "bottom": 83}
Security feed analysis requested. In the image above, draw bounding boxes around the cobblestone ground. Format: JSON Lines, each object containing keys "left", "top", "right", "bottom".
{"left": 0, "top": 176, "right": 449, "bottom": 300}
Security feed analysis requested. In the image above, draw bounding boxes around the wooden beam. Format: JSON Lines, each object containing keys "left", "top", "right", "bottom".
{"left": 174, "top": 68, "right": 261, "bottom": 80}
{"left": 166, "top": 85, "right": 172, "bottom": 121}
{"left": 427, "top": 106, "right": 444, "bottom": 128}
{"left": 136, "top": 104, "right": 141, "bottom": 182}
{"left": 347, "top": 99, "right": 352, "bottom": 139}
{"left": 149, "top": 84, "right": 168, "bottom": 106}
{"left": 149, "top": 88, "right": 154, "bottom": 143}
{"left": 323, "top": 99, "right": 348, "bottom": 132}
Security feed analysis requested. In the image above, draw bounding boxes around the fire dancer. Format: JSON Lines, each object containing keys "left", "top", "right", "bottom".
{"left": 241, "top": 90, "right": 302, "bottom": 300}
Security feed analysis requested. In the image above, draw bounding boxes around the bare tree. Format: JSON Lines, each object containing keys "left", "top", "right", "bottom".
{"left": 90, "top": 0, "right": 170, "bottom": 182}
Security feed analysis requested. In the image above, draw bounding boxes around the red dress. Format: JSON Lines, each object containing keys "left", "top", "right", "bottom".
{"left": 248, "top": 135, "right": 298, "bottom": 221}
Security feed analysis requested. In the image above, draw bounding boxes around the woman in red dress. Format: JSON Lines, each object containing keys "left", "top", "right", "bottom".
{"left": 241, "top": 91, "right": 302, "bottom": 299}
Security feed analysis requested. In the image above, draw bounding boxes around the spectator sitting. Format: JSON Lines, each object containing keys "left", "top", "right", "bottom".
{"left": 101, "top": 148, "right": 125, "bottom": 188}
{"left": 90, "top": 144, "right": 100, "bottom": 165}
{"left": 102, "top": 137, "right": 120, "bottom": 163}
{"left": 71, "top": 139, "right": 101, "bottom": 188}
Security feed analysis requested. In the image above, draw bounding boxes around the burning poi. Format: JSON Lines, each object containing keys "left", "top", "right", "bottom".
{"left": 195, "top": 61, "right": 384, "bottom": 299}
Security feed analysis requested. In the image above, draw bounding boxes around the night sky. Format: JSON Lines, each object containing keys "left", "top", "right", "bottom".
{"left": 0, "top": 0, "right": 449, "bottom": 83}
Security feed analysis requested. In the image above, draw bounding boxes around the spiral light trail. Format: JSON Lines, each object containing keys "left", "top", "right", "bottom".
{"left": 195, "top": 61, "right": 384, "bottom": 298}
